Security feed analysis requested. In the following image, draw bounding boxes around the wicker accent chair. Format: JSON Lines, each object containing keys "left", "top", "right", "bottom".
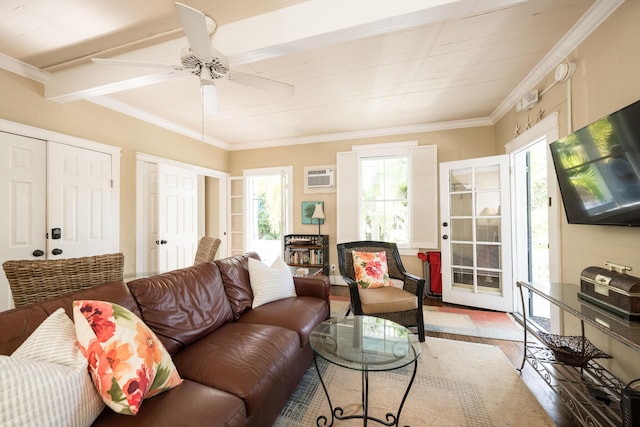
{"left": 2, "top": 252, "right": 125, "bottom": 308}
{"left": 194, "top": 236, "right": 221, "bottom": 265}
{"left": 337, "top": 241, "right": 426, "bottom": 342}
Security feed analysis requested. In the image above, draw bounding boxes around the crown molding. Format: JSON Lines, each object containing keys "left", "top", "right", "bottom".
{"left": 0, "top": 52, "right": 49, "bottom": 83}
{"left": 491, "top": 0, "right": 625, "bottom": 122}
{"left": 88, "top": 96, "right": 231, "bottom": 151}
{"left": 229, "top": 118, "right": 494, "bottom": 151}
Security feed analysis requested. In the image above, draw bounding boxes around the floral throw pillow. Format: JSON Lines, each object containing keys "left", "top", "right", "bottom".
{"left": 73, "top": 300, "right": 182, "bottom": 415}
{"left": 352, "top": 251, "right": 391, "bottom": 289}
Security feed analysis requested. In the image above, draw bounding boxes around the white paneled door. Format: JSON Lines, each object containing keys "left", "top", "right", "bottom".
{"left": 157, "top": 163, "right": 198, "bottom": 272}
{"left": 47, "top": 142, "right": 115, "bottom": 258}
{"left": 439, "top": 155, "right": 513, "bottom": 312}
{"left": 0, "top": 132, "right": 119, "bottom": 311}
{"left": 0, "top": 133, "right": 47, "bottom": 309}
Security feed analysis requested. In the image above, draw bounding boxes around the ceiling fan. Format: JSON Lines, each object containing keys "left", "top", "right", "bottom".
{"left": 92, "top": 2, "right": 294, "bottom": 114}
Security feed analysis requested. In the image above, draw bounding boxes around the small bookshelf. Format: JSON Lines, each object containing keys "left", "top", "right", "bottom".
{"left": 284, "top": 234, "right": 329, "bottom": 276}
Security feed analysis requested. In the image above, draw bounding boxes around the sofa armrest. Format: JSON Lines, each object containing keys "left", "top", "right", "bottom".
{"left": 293, "top": 275, "right": 330, "bottom": 302}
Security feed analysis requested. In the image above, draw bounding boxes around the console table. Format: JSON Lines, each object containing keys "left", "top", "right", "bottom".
{"left": 517, "top": 281, "right": 640, "bottom": 427}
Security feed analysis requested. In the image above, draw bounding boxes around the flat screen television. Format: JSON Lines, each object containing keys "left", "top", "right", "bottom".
{"left": 550, "top": 99, "right": 640, "bottom": 226}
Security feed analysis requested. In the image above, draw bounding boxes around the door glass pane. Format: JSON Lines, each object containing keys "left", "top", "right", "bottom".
{"left": 476, "top": 218, "right": 501, "bottom": 242}
{"left": 453, "top": 267, "right": 473, "bottom": 286}
{"left": 477, "top": 244, "right": 501, "bottom": 269}
{"left": 451, "top": 218, "right": 472, "bottom": 241}
{"left": 475, "top": 165, "right": 500, "bottom": 190}
{"left": 450, "top": 193, "right": 472, "bottom": 216}
{"left": 449, "top": 168, "right": 472, "bottom": 192}
{"left": 476, "top": 191, "right": 500, "bottom": 216}
{"left": 451, "top": 243, "right": 473, "bottom": 267}
{"left": 477, "top": 270, "right": 501, "bottom": 292}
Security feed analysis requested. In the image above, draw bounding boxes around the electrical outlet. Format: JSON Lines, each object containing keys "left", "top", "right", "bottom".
{"left": 330, "top": 264, "right": 336, "bottom": 273}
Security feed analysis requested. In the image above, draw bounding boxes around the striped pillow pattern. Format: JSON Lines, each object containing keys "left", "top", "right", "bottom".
{"left": 0, "top": 308, "right": 104, "bottom": 427}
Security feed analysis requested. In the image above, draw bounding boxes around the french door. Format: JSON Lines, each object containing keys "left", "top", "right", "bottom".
{"left": 0, "top": 132, "right": 119, "bottom": 311}
{"left": 439, "top": 155, "right": 513, "bottom": 312}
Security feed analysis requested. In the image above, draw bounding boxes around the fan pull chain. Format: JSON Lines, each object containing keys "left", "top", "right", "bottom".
{"left": 201, "top": 85, "right": 205, "bottom": 141}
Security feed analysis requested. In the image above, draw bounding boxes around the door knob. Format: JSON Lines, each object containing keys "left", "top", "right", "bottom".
{"left": 161, "top": 240, "right": 167, "bottom": 245}
{"left": 32, "top": 249, "right": 45, "bottom": 257}
{"left": 442, "top": 235, "right": 449, "bottom": 240}
{"left": 52, "top": 248, "right": 63, "bottom": 255}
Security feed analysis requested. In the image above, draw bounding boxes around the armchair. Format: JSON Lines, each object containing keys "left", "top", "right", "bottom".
{"left": 2, "top": 253, "right": 124, "bottom": 308}
{"left": 194, "top": 236, "right": 221, "bottom": 264}
{"left": 337, "top": 241, "right": 426, "bottom": 341}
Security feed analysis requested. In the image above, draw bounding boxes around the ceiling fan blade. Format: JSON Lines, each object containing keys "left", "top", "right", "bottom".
{"left": 201, "top": 84, "right": 218, "bottom": 115}
{"left": 175, "top": 2, "right": 214, "bottom": 59}
{"left": 92, "top": 58, "right": 183, "bottom": 71}
{"left": 228, "top": 72, "right": 295, "bottom": 98}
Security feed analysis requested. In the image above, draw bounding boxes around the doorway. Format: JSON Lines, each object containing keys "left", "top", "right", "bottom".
{"left": 244, "top": 167, "right": 293, "bottom": 264}
{"left": 507, "top": 113, "right": 560, "bottom": 332}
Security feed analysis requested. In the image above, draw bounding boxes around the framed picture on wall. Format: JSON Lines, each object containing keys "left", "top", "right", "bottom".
{"left": 301, "top": 201, "right": 324, "bottom": 224}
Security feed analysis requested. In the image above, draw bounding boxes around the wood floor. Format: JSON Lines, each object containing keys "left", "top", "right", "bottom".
{"left": 330, "top": 286, "right": 580, "bottom": 427}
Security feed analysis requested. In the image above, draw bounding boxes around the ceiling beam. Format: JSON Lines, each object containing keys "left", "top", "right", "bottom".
{"left": 45, "top": 0, "right": 526, "bottom": 103}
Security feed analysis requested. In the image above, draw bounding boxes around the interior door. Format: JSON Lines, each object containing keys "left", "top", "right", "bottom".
{"left": 47, "top": 142, "right": 115, "bottom": 258}
{"left": 0, "top": 133, "right": 47, "bottom": 311}
{"left": 439, "top": 155, "right": 513, "bottom": 312}
{"left": 157, "top": 163, "right": 198, "bottom": 271}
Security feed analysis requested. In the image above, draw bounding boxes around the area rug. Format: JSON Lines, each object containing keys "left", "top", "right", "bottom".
{"left": 423, "top": 306, "right": 524, "bottom": 341}
{"left": 329, "top": 295, "right": 350, "bottom": 318}
{"left": 274, "top": 337, "right": 555, "bottom": 426}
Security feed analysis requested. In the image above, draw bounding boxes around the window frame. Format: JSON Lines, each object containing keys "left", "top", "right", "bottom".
{"left": 337, "top": 142, "right": 438, "bottom": 255}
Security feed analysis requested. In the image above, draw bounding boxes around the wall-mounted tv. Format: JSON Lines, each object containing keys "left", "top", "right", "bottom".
{"left": 550, "top": 99, "right": 640, "bottom": 226}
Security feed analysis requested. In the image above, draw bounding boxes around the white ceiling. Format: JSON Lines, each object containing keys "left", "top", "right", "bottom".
{"left": 0, "top": 0, "right": 622, "bottom": 150}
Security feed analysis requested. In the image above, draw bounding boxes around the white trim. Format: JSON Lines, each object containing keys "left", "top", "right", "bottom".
{"left": 504, "top": 113, "right": 559, "bottom": 154}
{"left": 134, "top": 152, "right": 229, "bottom": 270}
{"left": 352, "top": 140, "right": 417, "bottom": 152}
{"left": 0, "top": 52, "right": 49, "bottom": 84}
{"left": 91, "top": 96, "right": 230, "bottom": 151}
{"left": 0, "top": 119, "right": 121, "bottom": 155}
{"left": 230, "top": 119, "right": 490, "bottom": 151}
{"left": 242, "top": 166, "right": 294, "bottom": 256}
{"left": 135, "top": 152, "right": 228, "bottom": 179}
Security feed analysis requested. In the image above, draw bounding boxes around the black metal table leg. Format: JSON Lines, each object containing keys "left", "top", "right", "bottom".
{"left": 315, "top": 347, "right": 419, "bottom": 427}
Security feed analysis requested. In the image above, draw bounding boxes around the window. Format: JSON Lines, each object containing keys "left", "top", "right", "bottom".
{"left": 360, "top": 155, "right": 409, "bottom": 242}
{"left": 337, "top": 143, "right": 437, "bottom": 252}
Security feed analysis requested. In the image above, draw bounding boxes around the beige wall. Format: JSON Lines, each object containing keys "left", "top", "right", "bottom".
{"left": 0, "top": 70, "right": 229, "bottom": 274}
{"left": 496, "top": 0, "right": 640, "bottom": 285}
{"left": 230, "top": 126, "right": 497, "bottom": 277}
{"left": 495, "top": 0, "right": 640, "bottom": 381}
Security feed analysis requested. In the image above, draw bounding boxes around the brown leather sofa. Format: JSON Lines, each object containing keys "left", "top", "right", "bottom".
{"left": 0, "top": 252, "right": 331, "bottom": 427}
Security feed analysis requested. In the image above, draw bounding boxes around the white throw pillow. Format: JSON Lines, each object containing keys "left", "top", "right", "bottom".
{"left": 248, "top": 257, "right": 296, "bottom": 308}
{"left": 0, "top": 308, "right": 104, "bottom": 427}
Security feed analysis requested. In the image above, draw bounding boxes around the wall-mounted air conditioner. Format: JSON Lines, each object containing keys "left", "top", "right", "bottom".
{"left": 304, "top": 166, "right": 336, "bottom": 194}
{"left": 306, "top": 168, "right": 334, "bottom": 188}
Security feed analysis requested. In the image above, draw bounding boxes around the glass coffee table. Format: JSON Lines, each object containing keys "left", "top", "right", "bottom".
{"left": 309, "top": 315, "right": 421, "bottom": 426}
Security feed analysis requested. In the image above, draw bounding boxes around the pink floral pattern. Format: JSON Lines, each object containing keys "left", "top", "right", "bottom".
{"left": 352, "top": 251, "right": 391, "bottom": 288}
{"left": 73, "top": 300, "right": 182, "bottom": 415}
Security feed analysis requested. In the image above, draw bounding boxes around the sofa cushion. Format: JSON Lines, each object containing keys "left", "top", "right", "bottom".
{"left": 1, "top": 308, "right": 104, "bottom": 427}
{"left": 172, "top": 322, "right": 300, "bottom": 417}
{"left": 73, "top": 300, "right": 182, "bottom": 415}
{"left": 91, "top": 380, "right": 246, "bottom": 427}
{"left": 215, "top": 252, "right": 261, "bottom": 319}
{"left": 127, "top": 262, "right": 234, "bottom": 354}
{"left": 237, "top": 296, "right": 329, "bottom": 348}
{"left": 248, "top": 257, "right": 296, "bottom": 308}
